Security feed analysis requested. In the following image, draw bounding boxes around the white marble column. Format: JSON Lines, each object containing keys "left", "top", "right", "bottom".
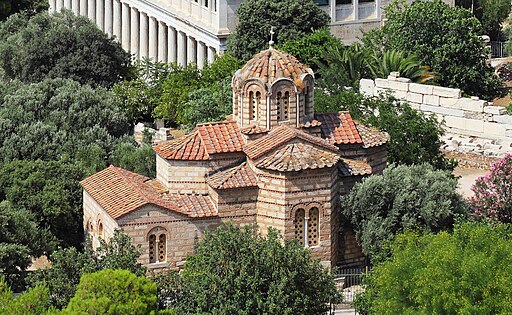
{"left": 64, "top": 0, "right": 72, "bottom": 10}
{"left": 96, "top": 0, "right": 105, "bottom": 31}
{"left": 354, "top": 0, "right": 359, "bottom": 20}
{"left": 113, "top": 0, "right": 121, "bottom": 40}
{"left": 80, "top": 0, "right": 87, "bottom": 16}
{"left": 187, "top": 36, "right": 196, "bottom": 65}
{"left": 121, "top": 3, "right": 130, "bottom": 50}
{"left": 148, "top": 16, "right": 158, "bottom": 61}
{"left": 177, "top": 31, "right": 187, "bottom": 67}
{"left": 330, "top": 0, "right": 336, "bottom": 23}
{"left": 207, "top": 46, "right": 216, "bottom": 65}
{"left": 197, "top": 41, "right": 206, "bottom": 69}
{"left": 168, "top": 26, "right": 177, "bottom": 63}
{"left": 158, "top": 22, "right": 168, "bottom": 63}
{"left": 375, "top": 0, "right": 381, "bottom": 21}
{"left": 72, "top": 0, "right": 79, "bottom": 14}
{"left": 87, "top": 0, "right": 95, "bottom": 22}
{"left": 56, "top": 0, "right": 64, "bottom": 12}
{"left": 130, "top": 7, "right": 139, "bottom": 58}
{"left": 104, "top": 0, "right": 113, "bottom": 36}
{"left": 49, "top": 0, "right": 56, "bottom": 13}
{"left": 140, "top": 12, "right": 149, "bottom": 59}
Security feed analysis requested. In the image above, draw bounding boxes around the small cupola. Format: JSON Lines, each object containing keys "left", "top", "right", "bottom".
{"left": 231, "top": 46, "right": 315, "bottom": 132}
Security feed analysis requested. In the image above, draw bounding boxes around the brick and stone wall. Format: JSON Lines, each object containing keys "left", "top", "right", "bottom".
{"left": 360, "top": 75, "right": 512, "bottom": 157}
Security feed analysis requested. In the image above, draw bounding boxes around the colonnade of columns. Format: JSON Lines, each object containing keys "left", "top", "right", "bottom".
{"left": 48, "top": 0, "right": 217, "bottom": 67}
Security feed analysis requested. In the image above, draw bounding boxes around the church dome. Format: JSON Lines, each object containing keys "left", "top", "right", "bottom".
{"left": 232, "top": 49, "right": 313, "bottom": 89}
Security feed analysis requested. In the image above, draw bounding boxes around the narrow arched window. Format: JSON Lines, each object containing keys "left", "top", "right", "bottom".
{"left": 148, "top": 227, "right": 168, "bottom": 264}
{"left": 98, "top": 221, "right": 104, "bottom": 238}
{"left": 283, "top": 91, "right": 289, "bottom": 121}
{"left": 249, "top": 91, "right": 258, "bottom": 120}
{"left": 307, "top": 207, "right": 319, "bottom": 246}
{"left": 294, "top": 208, "right": 306, "bottom": 246}
{"left": 158, "top": 234, "right": 166, "bottom": 262}
{"left": 255, "top": 91, "right": 261, "bottom": 120}
{"left": 276, "top": 91, "right": 283, "bottom": 121}
{"left": 305, "top": 86, "right": 312, "bottom": 116}
{"left": 149, "top": 234, "right": 157, "bottom": 263}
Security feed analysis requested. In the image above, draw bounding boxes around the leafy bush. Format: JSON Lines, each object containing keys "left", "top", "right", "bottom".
{"left": 0, "top": 278, "right": 53, "bottom": 314}
{"left": 367, "top": 0, "right": 505, "bottom": 100}
{"left": 161, "top": 224, "right": 339, "bottom": 314}
{"left": 358, "top": 222, "right": 512, "bottom": 314}
{"left": 227, "top": 0, "right": 329, "bottom": 61}
{"left": 0, "top": 11, "right": 132, "bottom": 88}
{"left": 342, "top": 164, "right": 467, "bottom": 259}
{"left": 470, "top": 153, "right": 512, "bottom": 222}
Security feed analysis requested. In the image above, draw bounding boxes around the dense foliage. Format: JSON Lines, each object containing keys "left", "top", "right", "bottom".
{"left": 457, "top": 0, "right": 511, "bottom": 40}
{"left": 227, "top": 0, "right": 329, "bottom": 61}
{"left": 366, "top": 0, "right": 504, "bottom": 100}
{"left": 0, "top": 0, "right": 48, "bottom": 20}
{"left": 29, "top": 229, "right": 145, "bottom": 309}
{"left": 0, "top": 11, "right": 132, "bottom": 88}
{"left": 342, "top": 164, "right": 466, "bottom": 259}
{"left": 470, "top": 154, "right": 512, "bottom": 222}
{"left": 0, "top": 278, "right": 53, "bottom": 314}
{"left": 357, "top": 223, "right": 512, "bottom": 314}
{"left": 158, "top": 224, "right": 339, "bottom": 314}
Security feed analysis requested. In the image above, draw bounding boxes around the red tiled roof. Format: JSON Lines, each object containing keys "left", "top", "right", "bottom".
{"left": 355, "top": 123, "right": 389, "bottom": 148}
{"left": 338, "top": 158, "right": 373, "bottom": 176}
{"left": 153, "top": 121, "right": 244, "bottom": 160}
{"left": 240, "top": 125, "right": 269, "bottom": 135}
{"left": 315, "top": 112, "right": 363, "bottom": 145}
{"left": 244, "top": 124, "right": 338, "bottom": 160}
{"left": 81, "top": 166, "right": 218, "bottom": 219}
{"left": 233, "top": 49, "right": 312, "bottom": 88}
{"left": 80, "top": 165, "right": 179, "bottom": 219}
{"left": 207, "top": 162, "right": 258, "bottom": 189}
{"left": 256, "top": 142, "right": 340, "bottom": 172}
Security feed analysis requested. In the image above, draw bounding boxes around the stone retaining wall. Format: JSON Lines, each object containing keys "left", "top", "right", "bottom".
{"left": 360, "top": 74, "right": 512, "bottom": 157}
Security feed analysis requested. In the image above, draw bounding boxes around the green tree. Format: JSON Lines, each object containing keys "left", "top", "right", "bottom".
{"left": 29, "top": 229, "right": 146, "bottom": 309}
{"left": 358, "top": 222, "right": 512, "bottom": 314}
{"left": 367, "top": 0, "right": 504, "bottom": 100}
{"left": 63, "top": 269, "right": 159, "bottom": 315}
{"left": 0, "top": 0, "right": 48, "bottom": 21}
{"left": 342, "top": 164, "right": 467, "bottom": 259}
{"left": 0, "top": 278, "right": 54, "bottom": 314}
{"left": 457, "top": 0, "right": 511, "bottom": 41}
{"left": 167, "top": 224, "right": 339, "bottom": 314}
{"left": 111, "top": 142, "right": 156, "bottom": 178}
{"left": 0, "top": 11, "right": 132, "bottom": 88}
{"left": 227, "top": 0, "right": 329, "bottom": 61}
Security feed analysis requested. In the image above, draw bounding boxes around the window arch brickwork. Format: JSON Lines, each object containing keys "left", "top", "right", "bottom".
{"left": 148, "top": 227, "right": 168, "bottom": 264}
{"left": 292, "top": 204, "right": 321, "bottom": 247}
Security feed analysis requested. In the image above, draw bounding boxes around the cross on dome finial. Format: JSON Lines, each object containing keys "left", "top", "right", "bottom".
{"left": 269, "top": 26, "right": 275, "bottom": 49}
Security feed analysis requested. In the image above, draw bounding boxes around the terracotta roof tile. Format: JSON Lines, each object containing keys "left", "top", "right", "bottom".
{"left": 244, "top": 124, "right": 338, "bottom": 160}
{"left": 315, "top": 112, "right": 363, "bottom": 145}
{"left": 153, "top": 121, "right": 244, "bottom": 160}
{"left": 80, "top": 165, "right": 180, "bottom": 219}
{"left": 240, "top": 125, "right": 269, "bottom": 135}
{"left": 256, "top": 142, "right": 340, "bottom": 172}
{"left": 355, "top": 123, "right": 390, "bottom": 148}
{"left": 207, "top": 162, "right": 258, "bottom": 189}
{"left": 167, "top": 193, "right": 217, "bottom": 218}
{"left": 233, "top": 49, "right": 311, "bottom": 88}
{"left": 338, "top": 158, "right": 373, "bottom": 176}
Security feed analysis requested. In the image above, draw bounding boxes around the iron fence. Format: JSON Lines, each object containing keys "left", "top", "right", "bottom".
{"left": 335, "top": 266, "right": 369, "bottom": 304}
{"left": 490, "top": 41, "right": 508, "bottom": 58}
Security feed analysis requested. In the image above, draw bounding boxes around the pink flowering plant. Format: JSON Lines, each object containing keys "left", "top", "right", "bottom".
{"left": 470, "top": 154, "right": 512, "bottom": 222}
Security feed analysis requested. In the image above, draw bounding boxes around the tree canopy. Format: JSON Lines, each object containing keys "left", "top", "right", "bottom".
{"left": 342, "top": 164, "right": 467, "bottom": 259}
{"left": 0, "top": 0, "right": 48, "bottom": 21}
{"left": 0, "top": 11, "right": 132, "bottom": 88}
{"left": 159, "top": 224, "right": 339, "bottom": 314}
{"left": 227, "top": 0, "right": 330, "bottom": 61}
{"left": 358, "top": 222, "right": 512, "bottom": 314}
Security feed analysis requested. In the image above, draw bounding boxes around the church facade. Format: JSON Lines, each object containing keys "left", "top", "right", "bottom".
{"left": 81, "top": 48, "right": 388, "bottom": 269}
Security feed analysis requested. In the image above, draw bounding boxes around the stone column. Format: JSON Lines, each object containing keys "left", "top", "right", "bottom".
{"left": 121, "top": 2, "right": 131, "bottom": 51}
{"left": 130, "top": 7, "right": 139, "bottom": 58}
{"left": 140, "top": 12, "right": 149, "bottom": 59}
{"left": 197, "top": 41, "right": 206, "bottom": 69}
{"left": 168, "top": 26, "right": 177, "bottom": 63}
{"left": 158, "top": 22, "right": 168, "bottom": 63}
{"left": 187, "top": 35, "right": 196, "bottom": 65}
{"left": 56, "top": 0, "right": 63, "bottom": 12}
{"left": 354, "top": 0, "right": 359, "bottom": 20}
{"left": 207, "top": 46, "right": 216, "bottom": 65}
{"left": 96, "top": 0, "right": 105, "bottom": 31}
{"left": 72, "top": 0, "right": 79, "bottom": 14}
{"left": 177, "top": 31, "right": 187, "bottom": 67}
{"left": 113, "top": 0, "right": 121, "bottom": 40}
{"left": 80, "top": 0, "right": 87, "bottom": 16}
{"left": 330, "top": 0, "right": 336, "bottom": 23}
{"left": 148, "top": 16, "right": 158, "bottom": 61}
{"left": 49, "top": 0, "right": 56, "bottom": 13}
{"left": 87, "top": 0, "right": 95, "bottom": 22}
{"left": 375, "top": 0, "right": 381, "bottom": 21}
{"left": 64, "top": 0, "right": 72, "bottom": 10}
{"left": 104, "top": 0, "right": 113, "bottom": 36}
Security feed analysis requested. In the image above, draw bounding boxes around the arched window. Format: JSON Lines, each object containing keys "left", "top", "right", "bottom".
{"left": 98, "top": 221, "right": 104, "bottom": 239}
{"left": 249, "top": 90, "right": 260, "bottom": 121}
{"left": 294, "top": 206, "right": 320, "bottom": 247}
{"left": 148, "top": 227, "right": 167, "bottom": 264}
{"left": 305, "top": 86, "right": 312, "bottom": 116}
{"left": 277, "top": 91, "right": 290, "bottom": 122}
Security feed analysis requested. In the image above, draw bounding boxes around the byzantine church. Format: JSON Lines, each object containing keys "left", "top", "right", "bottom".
{"left": 81, "top": 46, "right": 388, "bottom": 269}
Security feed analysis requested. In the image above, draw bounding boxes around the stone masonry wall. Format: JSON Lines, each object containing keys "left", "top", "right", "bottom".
{"left": 360, "top": 75, "right": 512, "bottom": 157}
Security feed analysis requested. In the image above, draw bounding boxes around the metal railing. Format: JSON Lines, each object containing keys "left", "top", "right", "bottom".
{"left": 490, "top": 41, "right": 508, "bottom": 58}
{"left": 335, "top": 266, "right": 369, "bottom": 304}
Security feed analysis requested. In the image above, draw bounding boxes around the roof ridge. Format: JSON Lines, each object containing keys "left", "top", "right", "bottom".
{"left": 108, "top": 166, "right": 155, "bottom": 206}
{"left": 217, "top": 162, "right": 247, "bottom": 188}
